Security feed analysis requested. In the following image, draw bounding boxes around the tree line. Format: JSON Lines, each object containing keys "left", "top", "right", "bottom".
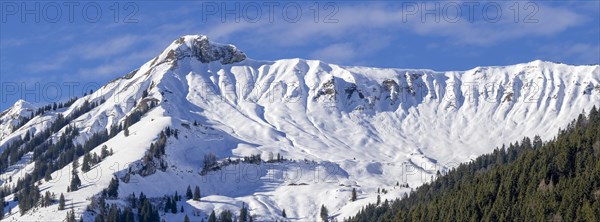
{"left": 0, "top": 89, "right": 156, "bottom": 216}
{"left": 346, "top": 106, "right": 600, "bottom": 222}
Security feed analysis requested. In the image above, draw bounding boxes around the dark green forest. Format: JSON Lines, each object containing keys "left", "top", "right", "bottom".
{"left": 348, "top": 106, "right": 600, "bottom": 222}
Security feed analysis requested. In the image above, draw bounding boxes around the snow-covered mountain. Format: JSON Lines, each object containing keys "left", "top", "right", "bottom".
{"left": 1, "top": 35, "right": 599, "bottom": 221}
{"left": 0, "top": 100, "right": 36, "bottom": 142}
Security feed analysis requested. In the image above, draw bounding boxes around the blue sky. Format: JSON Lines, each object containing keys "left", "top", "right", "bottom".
{"left": 1, "top": 1, "right": 599, "bottom": 110}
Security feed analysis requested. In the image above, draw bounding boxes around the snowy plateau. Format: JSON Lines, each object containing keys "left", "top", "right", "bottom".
{"left": 1, "top": 35, "right": 599, "bottom": 221}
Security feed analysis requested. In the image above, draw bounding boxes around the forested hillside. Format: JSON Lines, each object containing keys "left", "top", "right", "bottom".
{"left": 348, "top": 106, "right": 600, "bottom": 222}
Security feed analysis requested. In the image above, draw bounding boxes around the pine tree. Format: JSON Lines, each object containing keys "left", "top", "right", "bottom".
{"left": 186, "top": 185, "right": 193, "bottom": 200}
{"left": 180, "top": 206, "right": 184, "bottom": 213}
{"left": 193, "top": 186, "right": 201, "bottom": 201}
{"left": 320, "top": 205, "right": 328, "bottom": 222}
{"left": 171, "top": 198, "right": 177, "bottom": 214}
{"left": 208, "top": 210, "right": 217, "bottom": 222}
{"left": 70, "top": 172, "right": 81, "bottom": 192}
{"left": 59, "top": 193, "right": 65, "bottom": 210}
{"left": 1, "top": 196, "right": 4, "bottom": 219}
{"left": 282, "top": 209, "right": 287, "bottom": 218}
{"left": 184, "top": 214, "right": 190, "bottom": 222}
{"left": 139, "top": 199, "right": 159, "bottom": 222}
{"left": 164, "top": 196, "right": 171, "bottom": 213}
{"left": 351, "top": 188, "right": 357, "bottom": 202}
{"left": 66, "top": 209, "right": 76, "bottom": 222}
{"left": 44, "top": 168, "right": 53, "bottom": 181}
{"left": 107, "top": 177, "right": 119, "bottom": 198}
{"left": 220, "top": 210, "right": 233, "bottom": 222}
{"left": 124, "top": 124, "right": 130, "bottom": 137}
{"left": 101, "top": 145, "right": 109, "bottom": 159}
{"left": 239, "top": 203, "right": 248, "bottom": 222}
{"left": 43, "top": 191, "right": 52, "bottom": 207}
{"left": 82, "top": 153, "right": 91, "bottom": 172}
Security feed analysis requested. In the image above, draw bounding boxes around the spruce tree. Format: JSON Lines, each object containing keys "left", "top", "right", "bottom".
{"left": 82, "top": 153, "right": 91, "bottom": 172}
{"left": 282, "top": 209, "right": 287, "bottom": 218}
{"left": 124, "top": 124, "right": 130, "bottom": 137}
{"left": 351, "top": 188, "right": 357, "bottom": 202}
{"left": 44, "top": 169, "right": 53, "bottom": 181}
{"left": 193, "top": 186, "right": 201, "bottom": 201}
{"left": 139, "top": 199, "right": 159, "bottom": 222}
{"left": 208, "top": 210, "right": 217, "bottom": 222}
{"left": 43, "top": 191, "right": 52, "bottom": 207}
{"left": 1, "top": 197, "right": 4, "bottom": 219}
{"left": 171, "top": 198, "right": 177, "bottom": 214}
{"left": 320, "top": 205, "right": 328, "bottom": 222}
{"left": 70, "top": 173, "right": 81, "bottom": 192}
{"left": 220, "top": 210, "right": 233, "bottom": 222}
{"left": 101, "top": 145, "right": 109, "bottom": 159}
{"left": 184, "top": 214, "right": 190, "bottom": 222}
{"left": 186, "top": 185, "right": 193, "bottom": 200}
{"left": 66, "top": 209, "right": 76, "bottom": 222}
{"left": 59, "top": 193, "right": 65, "bottom": 210}
{"left": 164, "top": 197, "right": 171, "bottom": 213}
{"left": 239, "top": 203, "right": 248, "bottom": 222}
{"left": 107, "top": 177, "right": 119, "bottom": 198}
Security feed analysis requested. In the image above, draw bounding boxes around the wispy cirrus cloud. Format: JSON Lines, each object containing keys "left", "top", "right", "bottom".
{"left": 540, "top": 43, "right": 600, "bottom": 64}
{"left": 12, "top": 1, "right": 599, "bottom": 81}
{"left": 185, "top": 1, "right": 589, "bottom": 64}
{"left": 25, "top": 35, "right": 142, "bottom": 73}
{"left": 75, "top": 47, "right": 160, "bottom": 78}
{"left": 76, "top": 35, "right": 142, "bottom": 60}
{"left": 197, "top": 2, "right": 585, "bottom": 44}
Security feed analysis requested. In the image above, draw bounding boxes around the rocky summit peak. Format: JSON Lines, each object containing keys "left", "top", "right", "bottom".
{"left": 159, "top": 34, "right": 246, "bottom": 65}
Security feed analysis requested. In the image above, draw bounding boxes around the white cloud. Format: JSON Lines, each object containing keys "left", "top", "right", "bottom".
{"left": 77, "top": 35, "right": 141, "bottom": 59}
{"left": 26, "top": 55, "right": 70, "bottom": 73}
{"left": 540, "top": 43, "right": 600, "bottom": 64}
{"left": 221, "top": 2, "right": 583, "bottom": 45}
{"left": 17, "top": 1, "right": 595, "bottom": 78}
{"left": 75, "top": 44, "right": 162, "bottom": 79}
{"left": 310, "top": 43, "right": 357, "bottom": 64}
{"left": 184, "top": 1, "right": 589, "bottom": 64}
{"left": 426, "top": 4, "right": 582, "bottom": 44}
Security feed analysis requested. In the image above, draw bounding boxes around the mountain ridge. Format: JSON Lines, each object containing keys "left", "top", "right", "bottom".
{"left": 1, "top": 35, "right": 599, "bottom": 221}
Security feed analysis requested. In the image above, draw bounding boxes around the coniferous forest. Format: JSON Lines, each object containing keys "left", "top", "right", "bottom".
{"left": 348, "top": 106, "right": 600, "bottom": 222}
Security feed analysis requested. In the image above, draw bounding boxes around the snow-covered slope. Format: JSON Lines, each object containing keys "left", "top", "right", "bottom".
{"left": 0, "top": 100, "right": 36, "bottom": 142}
{"left": 2, "top": 35, "right": 599, "bottom": 221}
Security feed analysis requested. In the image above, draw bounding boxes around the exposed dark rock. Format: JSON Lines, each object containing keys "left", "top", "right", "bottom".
{"left": 172, "top": 36, "right": 246, "bottom": 65}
